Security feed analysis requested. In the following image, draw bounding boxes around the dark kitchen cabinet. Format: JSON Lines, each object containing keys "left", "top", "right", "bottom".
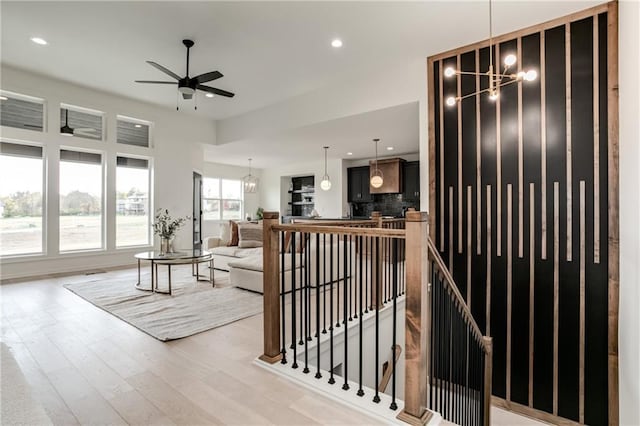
{"left": 348, "top": 166, "right": 372, "bottom": 202}
{"left": 403, "top": 161, "right": 420, "bottom": 201}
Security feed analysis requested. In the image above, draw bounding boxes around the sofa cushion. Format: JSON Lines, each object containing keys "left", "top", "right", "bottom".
{"left": 237, "top": 222, "right": 263, "bottom": 248}
{"left": 228, "top": 253, "right": 302, "bottom": 272}
{"left": 210, "top": 245, "right": 263, "bottom": 258}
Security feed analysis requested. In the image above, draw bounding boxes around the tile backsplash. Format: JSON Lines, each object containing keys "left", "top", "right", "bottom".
{"left": 351, "top": 193, "right": 419, "bottom": 218}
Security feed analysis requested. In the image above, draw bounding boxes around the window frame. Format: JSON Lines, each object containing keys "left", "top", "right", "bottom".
{"left": 0, "top": 91, "right": 46, "bottom": 133}
{"left": 203, "top": 177, "right": 244, "bottom": 221}
{"left": 60, "top": 103, "right": 106, "bottom": 142}
{"left": 0, "top": 139, "right": 47, "bottom": 258}
{"left": 58, "top": 146, "right": 106, "bottom": 253}
{"left": 115, "top": 153, "right": 153, "bottom": 249}
{"left": 116, "top": 115, "right": 154, "bottom": 148}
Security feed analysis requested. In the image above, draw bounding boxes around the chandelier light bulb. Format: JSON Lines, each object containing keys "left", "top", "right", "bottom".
{"left": 504, "top": 54, "right": 517, "bottom": 67}
{"left": 517, "top": 71, "right": 526, "bottom": 80}
{"left": 489, "top": 91, "right": 499, "bottom": 101}
{"left": 444, "top": 67, "right": 456, "bottom": 78}
{"left": 524, "top": 70, "right": 538, "bottom": 81}
{"left": 446, "top": 96, "right": 457, "bottom": 106}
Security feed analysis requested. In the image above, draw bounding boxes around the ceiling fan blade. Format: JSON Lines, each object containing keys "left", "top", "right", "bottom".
{"left": 194, "top": 71, "right": 223, "bottom": 84}
{"left": 74, "top": 128, "right": 96, "bottom": 132}
{"left": 182, "top": 93, "right": 193, "bottom": 100}
{"left": 146, "top": 61, "right": 181, "bottom": 80}
{"left": 197, "top": 84, "right": 235, "bottom": 98}
{"left": 135, "top": 80, "right": 177, "bottom": 84}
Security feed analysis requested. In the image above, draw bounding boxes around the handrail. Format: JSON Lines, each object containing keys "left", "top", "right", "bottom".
{"left": 379, "top": 344, "right": 403, "bottom": 392}
{"left": 291, "top": 219, "right": 377, "bottom": 226}
{"left": 273, "top": 223, "right": 406, "bottom": 239}
{"left": 427, "top": 237, "right": 490, "bottom": 353}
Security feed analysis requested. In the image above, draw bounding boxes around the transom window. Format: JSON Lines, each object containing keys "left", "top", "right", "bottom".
{"left": 203, "top": 178, "right": 243, "bottom": 220}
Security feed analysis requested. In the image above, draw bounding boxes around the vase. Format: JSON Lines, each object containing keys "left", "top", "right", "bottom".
{"left": 160, "top": 236, "right": 175, "bottom": 255}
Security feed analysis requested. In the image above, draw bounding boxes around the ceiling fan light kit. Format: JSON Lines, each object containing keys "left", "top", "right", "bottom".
{"left": 135, "top": 39, "right": 235, "bottom": 110}
{"left": 444, "top": 0, "right": 537, "bottom": 106}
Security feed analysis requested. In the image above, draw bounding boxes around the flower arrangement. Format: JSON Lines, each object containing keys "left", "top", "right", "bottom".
{"left": 152, "top": 208, "right": 190, "bottom": 239}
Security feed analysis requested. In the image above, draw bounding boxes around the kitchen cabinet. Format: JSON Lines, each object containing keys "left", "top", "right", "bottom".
{"left": 347, "top": 166, "right": 372, "bottom": 202}
{"left": 403, "top": 161, "right": 420, "bottom": 201}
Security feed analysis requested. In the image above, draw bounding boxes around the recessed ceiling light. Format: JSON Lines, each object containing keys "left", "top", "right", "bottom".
{"left": 386, "top": 146, "right": 394, "bottom": 151}
{"left": 331, "top": 39, "right": 343, "bottom": 48}
{"left": 134, "top": 124, "right": 142, "bottom": 128}
{"left": 30, "top": 37, "right": 48, "bottom": 45}
{"left": 205, "top": 93, "right": 214, "bottom": 98}
{"left": 346, "top": 152, "right": 353, "bottom": 156}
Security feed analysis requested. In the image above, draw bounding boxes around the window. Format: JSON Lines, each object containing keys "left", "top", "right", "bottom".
{"left": 60, "top": 105, "right": 103, "bottom": 140}
{"left": 59, "top": 149, "right": 103, "bottom": 251}
{"left": 117, "top": 116, "right": 151, "bottom": 147}
{"left": 116, "top": 156, "right": 150, "bottom": 247}
{"left": 203, "top": 178, "right": 243, "bottom": 220}
{"left": 0, "top": 92, "right": 44, "bottom": 132}
{"left": 0, "top": 142, "right": 44, "bottom": 256}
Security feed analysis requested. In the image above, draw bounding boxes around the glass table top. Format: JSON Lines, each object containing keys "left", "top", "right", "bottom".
{"left": 135, "top": 249, "right": 212, "bottom": 260}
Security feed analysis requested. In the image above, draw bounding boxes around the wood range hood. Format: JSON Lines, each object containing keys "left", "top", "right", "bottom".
{"left": 369, "top": 157, "right": 405, "bottom": 194}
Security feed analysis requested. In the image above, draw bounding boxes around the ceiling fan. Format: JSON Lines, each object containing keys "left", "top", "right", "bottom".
{"left": 60, "top": 109, "right": 97, "bottom": 138}
{"left": 135, "top": 39, "right": 235, "bottom": 102}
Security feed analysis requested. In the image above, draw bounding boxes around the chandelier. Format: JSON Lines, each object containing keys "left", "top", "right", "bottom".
{"left": 444, "top": 0, "right": 537, "bottom": 106}
{"left": 243, "top": 158, "right": 259, "bottom": 193}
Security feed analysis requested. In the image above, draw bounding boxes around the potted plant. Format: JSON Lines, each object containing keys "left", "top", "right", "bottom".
{"left": 152, "top": 208, "right": 190, "bottom": 255}
{"left": 255, "top": 207, "right": 264, "bottom": 220}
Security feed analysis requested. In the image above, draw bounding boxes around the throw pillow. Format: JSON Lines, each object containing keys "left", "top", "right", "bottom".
{"left": 238, "top": 222, "right": 263, "bottom": 248}
{"left": 219, "top": 221, "right": 231, "bottom": 245}
{"left": 227, "top": 220, "right": 240, "bottom": 246}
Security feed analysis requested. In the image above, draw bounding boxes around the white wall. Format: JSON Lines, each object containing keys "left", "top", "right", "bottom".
{"left": 201, "top": 161, "right": 262, "bottom": 237}
{"left": 260, "top": 158, "right": 345, "bottom": 218}
{"left": 0, "top": 65, "right": 216, "bottom": 279}
{"left": 617, "top": 1, "right": 640, "bottom": 424}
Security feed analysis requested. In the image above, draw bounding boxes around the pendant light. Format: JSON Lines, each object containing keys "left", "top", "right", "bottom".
{"left": 370, "top": 138, "right": 384, "bottom": 189}
{"left": 243, "top": 158, "right": 259, "bottom": 193}
{"left": 320, "top": 146, "right": 331, "bottom": 191}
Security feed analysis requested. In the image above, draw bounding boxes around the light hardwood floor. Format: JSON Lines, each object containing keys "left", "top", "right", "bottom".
{"left": 1, "top": 266, "right": 546, "bottom": 425}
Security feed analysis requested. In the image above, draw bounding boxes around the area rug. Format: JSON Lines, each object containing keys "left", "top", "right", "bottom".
{"left": 63, "top": 272, "right": 262, "bottom": 341}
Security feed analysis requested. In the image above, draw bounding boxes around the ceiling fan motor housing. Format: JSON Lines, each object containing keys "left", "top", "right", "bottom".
{"left": 178, "top": 77, "right": 197, "bottom": 95}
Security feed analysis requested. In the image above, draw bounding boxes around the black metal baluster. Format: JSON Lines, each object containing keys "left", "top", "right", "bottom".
{"left": 280, "top": 232, "right": 287, "bottom": 364}
{"left": 365, "top": 236, "right": 369, "bottom": 313}
{"left": 291, "top": 232, "right": 298, "bottom": 369}
{"left": 357, "top": 235, "right": 364, "bottom": 397}
{"left": 342, "top": 234, "right": 350, "bottom": 391}
{"left": 390, "top": 238, "right": 398, "bottom": 411}
{"left": 322, "top": 233, "right": 327, "bottom": 334}
{"left": 314, "top": 233, "right": 322, "bottom": 378}
{"left": 373, "top": 236, "right": 381, "bottom": 404}
{"left": 307, "top": 235, "right": 312, "bottom": 342}
{"left": 299, "top": 233, "right": 304, "bottom": 346}
{"left": 336, "top": 234, "right": 341, "bottom": 328}
{"left": 303, "top": 235, "right": 310, "bottom": 374}
{"left": 349, "top": 234, "right": 353, "bottom": 321}
{"left": 329, "top": 233, "right": 335, "bottom": 385}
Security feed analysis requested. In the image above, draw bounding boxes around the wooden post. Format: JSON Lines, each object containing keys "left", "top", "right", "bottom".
{"left": 259, "top": 212, "right": 281, "bottom": 364}
{"left": 483, "top": 336, "right": 493, "bottom": 426}
{"left": 397, "top": 211, "right": 432, "bottom": 426}
{"left": 371, "top": 212, "right": 384, "bottom": 309}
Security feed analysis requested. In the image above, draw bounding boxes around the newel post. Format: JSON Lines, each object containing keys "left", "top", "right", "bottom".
{"left": 398, "top": 211, "right": 432, "bottom": 425}
{"left": 259, "top": 211, "right": 281, "bottom": 364}
{"left": 483, "top": 336, "right": 493, "bottom": 426}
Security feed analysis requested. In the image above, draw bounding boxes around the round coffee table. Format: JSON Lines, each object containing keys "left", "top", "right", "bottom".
{"left": 134, "top": 249, "right": 214, "bottom": 295}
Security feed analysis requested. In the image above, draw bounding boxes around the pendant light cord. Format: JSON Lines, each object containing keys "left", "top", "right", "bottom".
{"left": 324, "top": 147, "right": 328, "bottom": 175}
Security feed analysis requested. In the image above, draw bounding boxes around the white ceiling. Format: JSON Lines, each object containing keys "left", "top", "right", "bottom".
{"left": 203, "top": 101, "right": 420, "bottom": 168}
{"left": 1, "top": 1, "right": 602, "bottom": 121}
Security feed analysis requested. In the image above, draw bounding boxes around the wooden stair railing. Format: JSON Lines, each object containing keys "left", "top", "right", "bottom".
{"left": 379, "top": 344, "right": 403, "bottom": 393}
